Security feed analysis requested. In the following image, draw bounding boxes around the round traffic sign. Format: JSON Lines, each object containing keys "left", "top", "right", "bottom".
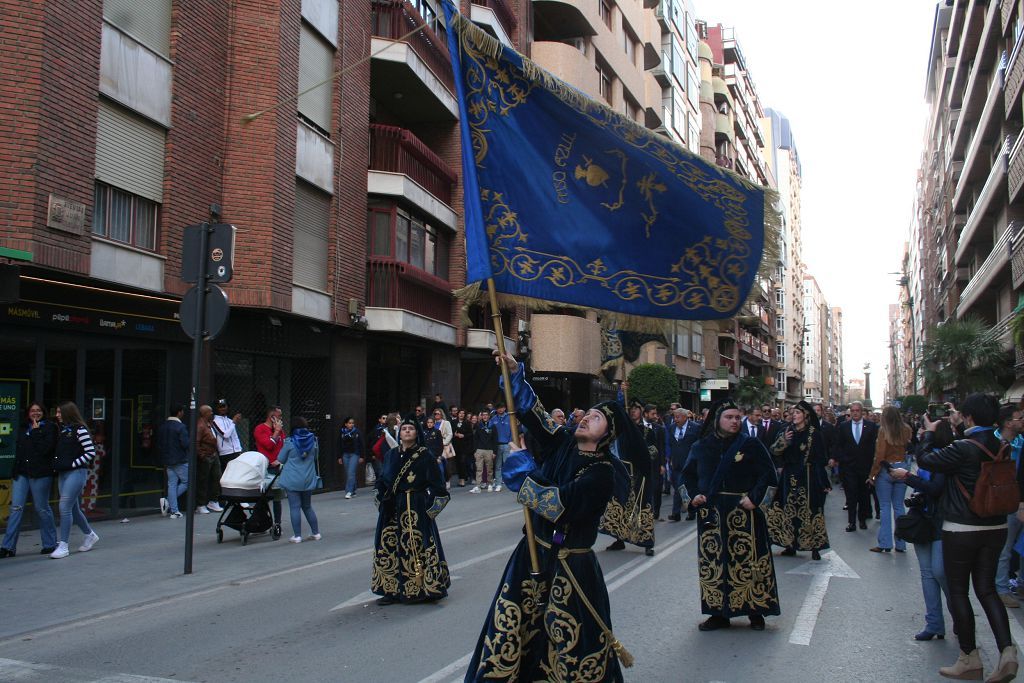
{"left": 180, "top": 284, "right": 230, "bottom": 341}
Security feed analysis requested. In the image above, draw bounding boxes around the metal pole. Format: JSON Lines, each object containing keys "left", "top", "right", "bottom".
{"left": 184, "top": 222, "right": 211, "bottom": 575}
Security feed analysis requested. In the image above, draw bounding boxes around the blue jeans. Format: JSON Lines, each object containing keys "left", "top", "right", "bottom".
{"left": 915, "top": 539, "right": 949, "bottom": 634}
{"left": 495, "top": 443, "right": 510, "bottom": 485}
{"left": 57, "top": 468, "right": 94, "bottom": 544}
{"left": 2, "top": 475, "right": 56, "bottom": 551}
{"left": 166, "top": 463, "right": 188, "bottom": 514}
{"left": 343, "top": 453, "right": 359, "bottom": 495}
{"left": 875, "top": 468, "right": 907, "bottom": 551}
{"left": 286, "top": 490, "right": 319, "bottom": 537}
{"left": 996, "top": 511, "right": 1024, "bottom": 594}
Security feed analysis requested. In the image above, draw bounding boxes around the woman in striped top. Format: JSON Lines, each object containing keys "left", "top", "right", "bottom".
{"left": 50, "top": 402, "right": 100, "bottom": 559}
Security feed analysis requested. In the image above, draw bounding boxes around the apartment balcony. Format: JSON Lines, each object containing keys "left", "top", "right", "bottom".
{"left": 370, "top": 0, "right": 456, "bottom": 122}
{"left": 470, "top": 0, "right": 516, "bottom": 46}
{"left": 738, "top": 333, "right": 770, "bottom": 366}
{"left": 717, "top": 353, "right": 736, "bottom": 375}
{"left": 532, "top": 41, "right": 598, "bottom": 98}
{"left": 530, "top": 314, "right": 601, "bottom": 376}
{"left": 368, "top": 124, "right": 457, "bottom": 228}
{"left": 1007, "top": 23, "right": 1024, "bottom": 118}
{"left": 366, "top": 257, "right": 455, "bottom": 341}
{"left": 962, "top": 58, "right": 1005, "bottom": 173}
{"left": 651, "top": 48, "right": 671, "bottom": 87}
{"left": 1004, "top": 0, "right": 1016, "bottom": 36}
{"left": 466, "top": 328, "right": 516, "bottom": 352}
{"left": 957, "top": 223, "right": 1016, "bottom": 316}
{"left": 1012, "top": 221, "right": 1024, "bottom": 288}
{"left": 715, "top": 113, "right": 733, "bottom": 142}
{"left": 532, "top": 0, "right": 596, "bottom": 43}
{"left": 1010, "top": 130, "right": 1024, "bottom": 203}
{"left": 982, "top": 311, "right": 1015, "bottom": 350}
{"left": 715, "top": 155, "right": 734, "bottom": 170}
{"left": 955, "top": 136, "right": 1009, "bottom": 248}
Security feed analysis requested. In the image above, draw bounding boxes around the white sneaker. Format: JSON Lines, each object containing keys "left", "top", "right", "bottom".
{"left": 307, "top": 533, "right": 322, "bottom": 541}
{"left": 78, "top": 531, "right": 99, "bottom": 552}
{"left": 196, "top": 505, "right": 211, "bottom": 514}
{"left": 446, "top": 482, "right": 452, "bottom": 491}
{"left": 169, "top": 511, "right": 183, "bottom": 519}
{"left": 487, "top": 484, "right": 495, "bottom": 492}
{"left": 493, "top": 485, "right": 502, "bottom": 493}
{"left": 470, "top": 486, "right": 481, "bottom": 494}
{"left": 345, "top": 492, "right": 353, "bottom": 499}
{"left": 206, "top": 501, "right": 223, "bottom": 513}
{"left": 49, "top": 542, "right": 69, "bottom": 559}
{"left": 289, "top": 536, "right": 303, "bottom": 543}
{"left": 159, "top": 497, "right": 168, "bottom": 516}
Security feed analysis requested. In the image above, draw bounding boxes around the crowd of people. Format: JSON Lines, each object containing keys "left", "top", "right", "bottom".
{"left": 5, "top": 367, "right": 1024, "bottom": 682}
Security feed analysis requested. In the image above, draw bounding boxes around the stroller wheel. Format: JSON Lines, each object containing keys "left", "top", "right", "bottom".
{"left": 272, "top": 524, "right": 282, "bottom": 540}
{"left": 216, "top": 528, "right": 223, "bottom": 544}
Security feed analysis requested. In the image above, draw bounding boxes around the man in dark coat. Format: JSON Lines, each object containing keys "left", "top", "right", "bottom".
{"left": 667, "top": 408, "right": 701, "bottom": 521}
{"left": 831, "top": 401, "right": 878, "bottom": 531}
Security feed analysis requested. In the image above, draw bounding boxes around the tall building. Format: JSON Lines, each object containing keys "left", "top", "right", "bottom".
{"left": 827, "top": 306, "right": 845, "bottom": 405}
{"left": 802, "top": 276, "right": 825, "bottom": 402}
{"left": 696, "top": 22, "right": 778, "bottom": 405}
{"left": 0, "top": 0, "right": 531, "bottom": 514}
{"left": 887, "top": 303, "right": 907, "bottom": 402}
{"left": 907, "top": 0, "right": 1023, "bottom": 399}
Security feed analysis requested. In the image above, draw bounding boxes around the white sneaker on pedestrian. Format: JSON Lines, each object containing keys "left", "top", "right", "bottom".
{"left": 78, "top": 531, "right": 99, "bottom": 553}
{"left": 206, "top": 501, "right": 223, "bottom": 513}
{"left": 49, "top": 542, "right": 69, "bottom": 559}
{"left": 196, "top": 505, "right": 211, "bottom": 514}
{"left": 487, "top": 484, "right": 495, "bottom": 492}
{"left": 169, "top": 511, "right": 183, "bottom": 519}
{"left": 345, "top": 492, "right": 353, "bottom": 499}
{"left": 307, "top": 533, "right": 322, "bottom": 541}
{"left": 493, "top": 485, "right": 502, "bottom": 493}
{"left": 159, "top": 497, "right": 168, "bottom": 516}
{"left": 289, "top": 536, "right": 303, "bottom": 543}
{"left": 469, "top": 486, "right": 481, "bottom": 494}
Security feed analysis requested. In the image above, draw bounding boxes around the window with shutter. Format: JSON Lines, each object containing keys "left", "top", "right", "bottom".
{"left": 95, "top": 100, "right": 166, "bottom": 204}
{"left": 293, "top": 181, "right": 331, "bottom": 291}
{"left": 103, "top": 0, "right": 172, "bottom": 57}
{"left": 298, "top": 23, "right": 335, "bottom": 133}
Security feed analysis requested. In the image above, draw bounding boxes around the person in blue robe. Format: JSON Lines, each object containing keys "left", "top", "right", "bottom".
{"left": 371, "top": 418, "right": 451, "bottom": 605}
{"left": 466, "top": 352, "right": 639, "bottom": 682}
{"left": 682, "top": 398, "right": 781, "bottom": 631}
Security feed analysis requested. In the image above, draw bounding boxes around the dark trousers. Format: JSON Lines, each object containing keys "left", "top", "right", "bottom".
{"left": 651, "top": 469, "right": 663, "bottom": 518}
{"left": 195, "top": 456, "right": 222, "bottom": 505}
{"left": 840, "top": 467, "right": 870, "bottom": 525}
{"left": 670, "top": 469, "right": 686, "bottom": 517}
{"left": 943, "top": 528, "right": 1012, "bottom": 654}
{"left": 456, "top": 449, "right": 471, "bottom": 480}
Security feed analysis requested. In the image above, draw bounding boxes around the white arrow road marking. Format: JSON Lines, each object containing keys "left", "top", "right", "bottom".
{"left": 330, "top": 543, "right": 519, "bottom": 611}
{"left": 786, "top": 550, "right": 860, "bottom": 646}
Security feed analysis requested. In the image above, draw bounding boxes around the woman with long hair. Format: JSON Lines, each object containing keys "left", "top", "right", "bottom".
{"left": 867, "top": 405, "right": 913, "bottom": 553}
{"left": 50, "top": 402, "right": 99, "bottom": 559}
{"left": 277, "top": 416, "right": 321, "bottom": 544}
{"left": 1, "top": 402, "right": 58, "bottom": 557}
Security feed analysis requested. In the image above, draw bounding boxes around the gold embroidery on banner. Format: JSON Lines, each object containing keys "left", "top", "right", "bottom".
{"left": 697, "top": 507, "right": 724, "bottom": 609}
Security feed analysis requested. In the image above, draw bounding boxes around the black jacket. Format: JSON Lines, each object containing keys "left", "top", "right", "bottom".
{"left": 833, "top": 419, "right": 878, "bottom": 472}
{"left": 13, "top": 420, "right": 57, "bottom": 479}
{"left": 156, "top": 418, "right": 190, "bottom": 466}
{"left": 918, "top": 429, "right": 1010, "bottom": 527}
{"left": 474, "top": 421, "right": 498, "bottom": 451}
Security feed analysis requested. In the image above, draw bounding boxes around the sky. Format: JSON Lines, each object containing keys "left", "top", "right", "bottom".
{"left": 702, "top": 0, "right": 938, "bottom": 405}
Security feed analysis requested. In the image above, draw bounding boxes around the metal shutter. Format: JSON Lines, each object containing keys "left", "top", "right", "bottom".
{"left": 293, "top": 181, "right": 330, "bottom": 290}
{"left": 103, "top": 0, "right": 171, "bottom": 57}
{"left": 298, "top": 23, "right": 334, "bottom": 132}
{"left": 95, "top": 100, "right": 166, "bottom": 203}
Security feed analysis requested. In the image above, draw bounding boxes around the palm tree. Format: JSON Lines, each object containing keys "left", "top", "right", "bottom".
{"left": 921, "top": 317, "right": 1010, "bottom": 401}
{"left": 736, "top": 374, "right": 775, "bottom": 408}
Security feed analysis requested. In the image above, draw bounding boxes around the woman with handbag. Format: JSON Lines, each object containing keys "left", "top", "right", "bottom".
{"left": 50, "top": 402, "right": 99, "bottom": 559}
{"left": 867, "top": 406, "right": 913, "bottom": 553}
{"left": 277, "top": 416, "right": 322, "bottom": 543}
{"left": 432, "top": 408, "right": 455, "bottom": 490}
{"left": 891, "top": 419, "right": 954, "bottom": 641}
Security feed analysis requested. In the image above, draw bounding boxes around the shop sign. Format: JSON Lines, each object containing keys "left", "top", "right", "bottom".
{"left": 0, "top": 300, "right": 183, "bottom": 340}
{"left": 46, "top": 194, "right": 86, "bottom": 235}
{"left": 0, "top": 380, "right": 27, "bottom": 479}
{"left": 700, "top": 379, "right": 729, "bottom": 390}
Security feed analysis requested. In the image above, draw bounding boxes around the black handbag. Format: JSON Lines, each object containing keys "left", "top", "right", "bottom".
{"left": 895, "top": 507, "right": 934, "bottom": 544}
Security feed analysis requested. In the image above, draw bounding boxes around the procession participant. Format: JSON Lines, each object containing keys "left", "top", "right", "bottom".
{"left": 682, "top": 399, "right": 780, "bottom": 631}
{"left": 601, "top": 398, "right": 657, "bottom": 556}
{"left": 765, "top": 400, "right": 831, "bottom": 560}
{"left": 467, "top": 351, "right": 635, "bottom": 682}
{"left": 371, "top": 418, "right": 450, "bottom": 605}
{"left": 644, "top": 404, "right": 667, "bottom": 522}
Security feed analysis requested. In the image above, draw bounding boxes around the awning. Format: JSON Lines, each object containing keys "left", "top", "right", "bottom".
{"left": 1003, "top": 378, "right": 1024, "bottom": 404}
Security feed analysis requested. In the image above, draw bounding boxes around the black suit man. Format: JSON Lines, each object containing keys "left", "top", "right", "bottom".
{"left": 643, "top": 405, "right": 667, "bottom": 521}
{"left": 832, "top": 402, "right": 879, "bottom": 531}
{"left": 667, "top": 409, "right": 701, "bottom": 521}
{"left": 743, "top": 411, "right": 768, "bottom": 446}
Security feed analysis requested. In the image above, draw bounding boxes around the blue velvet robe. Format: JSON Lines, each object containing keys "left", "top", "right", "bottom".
{"left": 766, "top": 425, "right": 831, "bottom": 551}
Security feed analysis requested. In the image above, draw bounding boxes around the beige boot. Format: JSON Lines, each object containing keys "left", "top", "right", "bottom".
{"left": 939, "top": 649, "right": 983, "bottom": 680}
{"left": 985, "top": 645, "right": 1019, "bottom": 683}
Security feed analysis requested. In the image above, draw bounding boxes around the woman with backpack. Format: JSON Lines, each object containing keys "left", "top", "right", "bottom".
{"left": 50, "top": 402, "right": 100, "bottom": 559}
{"left": 277, "top": 416, "right": 321, "bottom": 544}
{"left": 919, "top": 393, "right": 1019, "bottom": 682}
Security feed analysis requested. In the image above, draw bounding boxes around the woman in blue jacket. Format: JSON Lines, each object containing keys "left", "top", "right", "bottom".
{"left": 277, "top": 417, "right": 321, "bottom": 544}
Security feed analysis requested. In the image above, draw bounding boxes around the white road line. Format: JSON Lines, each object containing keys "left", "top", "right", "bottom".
{"left": 788, "top": 574, "right": 830, "bottom": 646}
{"left": 0, "top": 657, "right": 194, "bottom": 683}
{"left": 329, "top": 543, "right": 519, "bottom": 611}
{"left": 416, "top": 528, "right": 699, "bottom": 683}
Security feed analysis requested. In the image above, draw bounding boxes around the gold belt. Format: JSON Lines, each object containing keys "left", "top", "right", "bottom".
{"left": 719, "top": 491, "right": 748, "bottom": 497}
{"left": 536, "top": 537, "right": 591, "bottom": 556}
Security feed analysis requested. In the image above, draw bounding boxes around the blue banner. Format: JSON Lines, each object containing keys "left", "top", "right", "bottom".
{"left": 442, "top": 2, "right": 771, "bottom": 322}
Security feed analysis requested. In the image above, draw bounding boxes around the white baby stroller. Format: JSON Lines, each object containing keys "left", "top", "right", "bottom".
{"left": 217, "top": 451, "right": 282, "bottom": 544}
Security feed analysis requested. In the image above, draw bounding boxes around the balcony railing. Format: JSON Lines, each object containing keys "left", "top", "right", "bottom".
{"left": 982, "top": 312, "right": 1015, "bottom": 349}
{"left": 367, "top": 256, "right": 452, "bottom": 323}
{"left": 1011, "top": 129, "right": 1024, "bottom": 203}
{"left": 1012, "top": 221, "right": 1024, "bottom": 289}
{"left": 957, "top": 136, "right": 1010, "bottom": 258}
{"left": 369, "top": 124, "right": 457, "bottom": 203}
{"left": 1008, "top": 23, "right": 1024, "bottom": 118}
{"left": 958, "top": 223, "right": 1015, "bottom": 315}
{"left": 470, "top": 0, "right": 516, "bottom": 38}
{"left": 718, "top": 354, "right": 736, "bottom": 374}
{"left": 371, "top": 0, "right": 453, "bottom": 89}
{"left": 1004, "top": 0, "right": 1016, "bottom": 36}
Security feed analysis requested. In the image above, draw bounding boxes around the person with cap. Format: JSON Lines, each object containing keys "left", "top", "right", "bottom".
{"left": 211, "top": 399, "right": 244, "bottom": 473}
{"left": 682, "top": 399, "right": 780, "bottom": 631}
{"left": 466, "top": 351, "right": 636, "bottom": 682}
{"left": 371, "top": 416, "right": 451, "bottom": 605}
{"left": 765, "top": 400, "right": 831, "bottom": 561}
{"left": 600, "top": 396, "right": 657, "bottom": 556}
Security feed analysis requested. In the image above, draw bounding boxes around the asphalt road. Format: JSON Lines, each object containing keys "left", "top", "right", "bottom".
{"left": 1, "top": 486, "right": 1023, "bottom": 682}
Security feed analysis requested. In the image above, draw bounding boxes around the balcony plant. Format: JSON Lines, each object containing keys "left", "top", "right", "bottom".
{"left": 736, "top": 374, "right": 775, "bottom": 409}
{"left": 921, "top": 317, "right": 1010, "bottom": 401}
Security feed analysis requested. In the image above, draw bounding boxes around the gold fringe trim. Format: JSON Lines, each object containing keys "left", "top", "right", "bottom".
{"left": 449, "top": 9, "right": 785, "bottom": 329}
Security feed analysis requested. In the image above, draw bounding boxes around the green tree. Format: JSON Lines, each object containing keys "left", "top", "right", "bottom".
{"left": 898, "top": 394, "right": 928, "bottom": 415}
{"left": 625, "top": 363, "right": 677, "bottom": 409}
{"left": 736, "top": 374, "right": 775, "bottom": 408}
{"left": 921, "top": 317, "right": 1010, "bottom": 401}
